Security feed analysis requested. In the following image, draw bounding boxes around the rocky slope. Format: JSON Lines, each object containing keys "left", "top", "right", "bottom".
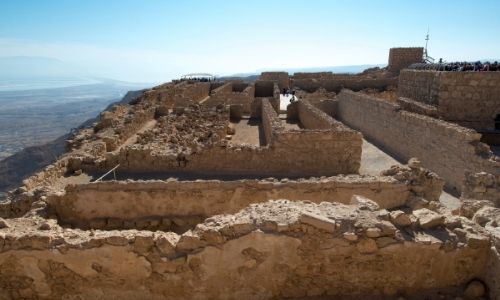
{"left": 0, "top": 89, "right": 146, "bottom": 197}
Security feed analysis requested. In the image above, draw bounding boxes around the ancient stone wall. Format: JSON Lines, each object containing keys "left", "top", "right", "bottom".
{"left": 261, "top": 98, "right": 283, "bottom": 145}
{"left": 86, "top": 97, "right": 361, "bottom": 177}
{"left": 462, "top": 172, "right": 500, "bottom": 204}
{"left": 388, "top": 47, "right": 423, "bottom": 73}
{"left": 272, "top": 128, "right": 361, "bottom": 174}
{"left": 105, "top": 132, "right": 361, "bottom": 177}
{"left": 51, "top": 176, "right": 411, "bottom": 228}
{"left": 204, "top": 82, "right": 256, "bottom": 115}
{"left": 209, "top": 82, "right": 225, "bottom": 91}
{"left": 255, "top": 81, "right": 275, "bottom": 97}
{"left": 232, "top": 82, "right": 249, "bottom": 92}
{"left": 398, "top": 70, "right": 500, "bottom": 130}
{"left": 259, "top": 72, "right": 290, "bottom": 90}
{"left": 336, "top": 90, "right": 500, "bottom": 194}
{"left": 143, "top": 82, "right": 212, "bottom": 111}
{"left": 293, "top": 72, "right": 333, "bottom": 79}
{"left": 176, "top": 82, "right": 211, "bottom": 102}
{"left": 106, "top": 109, "right": 156, "bottom": 151}
{"left": 397, "top": 70, "right": 439, "bottom": 105}
{"left": 297, "top": 100, "right": 344, "bottom": 130}
{"left": 170, "top": 83, "right": 211, "bottom": 109}
{"left": 292, "top": 77, "right": 397, "bottom": 93}
{"left": 250, "top": 83, "right": 280, "bottom": 118}
{"left": 314, "top": 99, "right": 337, "bottom": 117}
{"left": 22, "top": 159, "right": 68, "bottom": 191}
{"left": 0, "top": 199, "right": 492, "bottom": 299}
{"left": 210, "top": 82, "right": 232, "bottom": 95}
{"left": 396, "top": 97, "right": 439, "bottom": 118}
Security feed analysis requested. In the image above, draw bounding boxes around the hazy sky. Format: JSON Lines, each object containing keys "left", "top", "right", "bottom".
{"left": 1, "top": 0, "right": 499, "bottom": 83}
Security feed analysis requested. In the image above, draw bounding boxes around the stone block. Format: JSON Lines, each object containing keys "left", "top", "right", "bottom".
{"left": 412, "top": 208, "right": 445, "bottom": 229}
{"left": 300, "top": 212, "right": 336, "bottom": 233}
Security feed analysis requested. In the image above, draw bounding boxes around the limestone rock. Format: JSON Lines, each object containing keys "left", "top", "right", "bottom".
{"left": 176, "top": 231, "right": 206, "bottom": 252}
{"left": 444, "top": 216, "right": 462, "bottom": 229}
{"left": 134, "top": 234, "right": 155, "bottom": 254}
{"left": 466, "top": 233, "right": 490, "bottom": 249}
{"left": 376, "top": 221, "right": 397, "bottom": 236}
{"left": 0, "top": 217, "right": 9, "bottom": 229}
{"left": 390, "top": 210, "right": 412, "bottom": 227}
{"left": 350, "top": 195, "right": 380, "bottom": 211}
{"left": 155, "top": 233, "right": 179, "bottom": 258}
{"left": 413, "top": 208, "right": 445, "bottom": 229}
{"left": 300, "top": 212, "right": 336, "bottom": 233}
{"left": 377, "top": 209, "right": 390, "bottom": 221}
{"left": 472, "top": 206, "right": 500, "bottom": 227}
{"left": 365, "top": 227, "right": 382, "bottom": 238}
{"left": 343, "top": 232, "right": 358, "bottom": 241}
{"left": 459, "top": 199, "right": 495, "bottom": 219}
{"left": 106, "top": 235, "right": 129, "bottom": 246}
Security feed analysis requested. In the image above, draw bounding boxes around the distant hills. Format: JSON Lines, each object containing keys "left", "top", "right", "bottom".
{"left": 0, "top": 56, "right": 149, "bottom": 91}
{"left": 224, "top": 64, "right": 386, "bottom": 79}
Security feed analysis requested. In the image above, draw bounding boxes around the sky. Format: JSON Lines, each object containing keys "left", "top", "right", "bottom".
{"left": 1, "top": 0, "right": 499, "bottom": 83}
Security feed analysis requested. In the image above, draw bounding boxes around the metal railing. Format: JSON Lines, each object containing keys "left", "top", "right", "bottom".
{"left": 93, "top": 164, "right": 120, "bottom": 182}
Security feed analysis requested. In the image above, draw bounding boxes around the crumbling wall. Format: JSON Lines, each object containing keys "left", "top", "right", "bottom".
{"left": 388, "top": 47, "right": 423, "bottom": 73}
{"left": 205, "top": 82, "right": 255, "bottom": 115}
{"left": 462, "top": 172, "right": 500, "bottom": 204}
{"left": 96, "top": 107, "right": 156, "bottom": 151}
{"left": 95, "top": 140, "right": 361, "bottom": 178}
{"left": 396, "top": 97, "right": 439, "bottom": 118}
{"left": 22, "top": 159, "right": 68, "bottom": 191}
{"left": 51, "top": 176, "right": 411, "bottom": 227}
{"left": 143, "top": 82, "right": 211, "bottom": 111}
{"left": 141, "top": 83, "right": 175, "bottom": 107}
{"left": 0, "top": 200, "right": 492, "bottom": 299}
{"left": 92, "top": 100, "right": 361, "bottom": 176}
{"left": 398, "top": 70, "right": 500, "bottom": 130}
{"left": 336, "top": 90, "right": 500, "bottom": 194}
{"left": 175, "top": 82, "right": 211, "bottom": 103}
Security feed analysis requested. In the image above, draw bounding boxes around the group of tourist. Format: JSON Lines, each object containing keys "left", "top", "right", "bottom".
{"left": 410, "top": 61, "right": 500, "bottom": 72}
{"left": 180, "top": 77, "right": 215, "bottom": 82}
{"left": 282, "top": 88, "right": 298, "bottom": 102}
{"left": 282, "top": 88, "right": 296, "bottom": 97}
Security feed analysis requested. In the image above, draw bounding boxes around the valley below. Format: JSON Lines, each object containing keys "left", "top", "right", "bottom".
{"left": 0, "top": 82, "right": 149, "bottom": 160}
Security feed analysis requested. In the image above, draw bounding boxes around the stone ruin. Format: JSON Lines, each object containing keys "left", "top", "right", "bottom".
{"left": 0, "top": 47, "right": 498, "bottom": 299}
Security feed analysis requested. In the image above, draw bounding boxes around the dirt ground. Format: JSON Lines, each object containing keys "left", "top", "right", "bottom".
{"left": 229, "top": 118, "right": 264, "bottom": 146}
